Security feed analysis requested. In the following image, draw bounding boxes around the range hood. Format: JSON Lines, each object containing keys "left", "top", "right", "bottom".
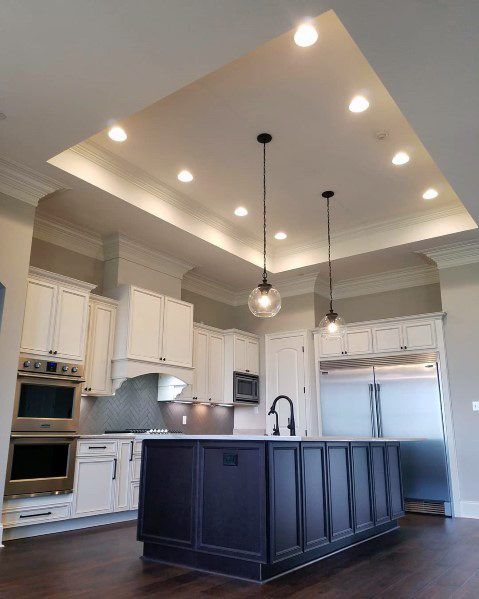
{"left": 111, "top": 359, "right": 192, "bottom": 396}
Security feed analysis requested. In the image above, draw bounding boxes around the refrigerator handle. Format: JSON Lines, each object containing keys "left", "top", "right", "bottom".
{"left": 369, "top": 383, "right": 377, "bottom": 437}
{"left": 375, "top": 383, "right": 383, "bottom": 437}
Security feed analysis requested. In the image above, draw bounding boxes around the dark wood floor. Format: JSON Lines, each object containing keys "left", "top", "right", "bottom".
{"left": 1, "top": 515, "right": 479, "bottom": 598}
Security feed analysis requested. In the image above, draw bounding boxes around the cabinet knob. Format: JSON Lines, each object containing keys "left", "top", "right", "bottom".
{"left": 49, "top": 350, "right": 53, "bottom": 354}
{"left": 404, "top": 346, "right": 407, "bottom": 350}
{"left": 53, "top": 350, "right": 57, "bottom": 355}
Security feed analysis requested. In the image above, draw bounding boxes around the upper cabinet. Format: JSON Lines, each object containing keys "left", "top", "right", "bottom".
{"left": 83, "top": 296, "right": 118, "bottom": 396}
{"left": 316, "top": 314, "right": 440, "bottom": 359}
{"left": 114, "top": 285, "right": 193, "bottom": 368}
{"left": 183, "top": 325, "right": 225, "bottom": 403}
{"left": 230, "top": 332, "right": 260, "bottom": 374}
{"left": 20, "top": 268, "right": 95, "bottom": 361}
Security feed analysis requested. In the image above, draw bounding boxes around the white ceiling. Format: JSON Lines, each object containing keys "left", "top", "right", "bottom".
{"left": 2, "top": 1, "right": 479, "bottom": 290}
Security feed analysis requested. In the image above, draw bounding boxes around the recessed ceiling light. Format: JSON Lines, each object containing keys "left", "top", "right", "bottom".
{"left": 422, "top": 188, "right": 439, "bottom": 200}
{"left": 392, "top": 151, "right": 410, "bottom": 166}
{"left": 108, "top": 125, "right": 127, "bottom": 142}
{"left": 349, "top": 95, "right": 370, "bottom": 113}
{"left": 177, "top": 170, "right": 193, "bottom": 182}
{"left": 274, "top": 231, "right": 287, "bottom": 240}
{"left": 294, "top": 23, "right": 318, "bottom": 47}
{"left": 234, "top": 206, "right": 248, "bottom": 217}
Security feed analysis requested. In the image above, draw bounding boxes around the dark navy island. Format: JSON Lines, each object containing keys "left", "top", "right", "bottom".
{"left": 137, "top": 435, "right": 405, "bottom": 582}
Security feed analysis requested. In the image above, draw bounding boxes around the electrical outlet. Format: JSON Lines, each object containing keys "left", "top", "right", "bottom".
{"left": 182, "top": 415, "right": 187, "bottom": 425}
{"left": 472, "top": 402, "right": 479, "bottom": 412}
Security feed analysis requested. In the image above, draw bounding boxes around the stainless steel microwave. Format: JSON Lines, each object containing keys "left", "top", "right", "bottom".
{"left": 233, "top": 371, "right": 259, "bottom": 404}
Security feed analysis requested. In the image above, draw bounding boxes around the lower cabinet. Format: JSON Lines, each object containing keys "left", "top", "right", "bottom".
{"left": 73, "top": 437, "right": 140, "bottom": 518}
{"left": 327, "top": 442, "right": 354, "bottom": 540}
{"left": 351, "top": 442, "right": 374, "bottom": 532}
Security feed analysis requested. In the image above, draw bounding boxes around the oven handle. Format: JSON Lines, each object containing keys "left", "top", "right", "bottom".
{"left": 17, "top": 372, "right": 85, "bottom": 383}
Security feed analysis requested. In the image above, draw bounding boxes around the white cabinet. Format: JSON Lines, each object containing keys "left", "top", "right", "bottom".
{"left": 83, "top": 296, "right": 117, "bottom": 396}
{"left": 20, "top": 268, "right": 94, "bottom": 360}
{"left": 402, "top": 321, "right": 436, "bottom": 350}
{"left": 127, "top": 287, "right": 163, "bottom": 362}
{"left": 73, "top": 438, "right": 139, "bottom": 519}
{"left": 113, "top": 285, "right": 193, "bottom": 367}
{"left": 373, "top": 325, "right": 402, "bottom": 353}
{"left": 73, "top": 456, "right": 116, "bottom": 517}
{"left": 231, "top": 333, "right": 260, "bottom": 374}
{"left": 162, "top": 297, "right": 193, "bottom": 367}
{"left": 345, "top": 328, "right": 373, "bottom": 355}
{"left": 186, "top": 326, "right": 225, "bottom": 403}
{"left": 318, "top": 335, "right": 343, "bottom": 357}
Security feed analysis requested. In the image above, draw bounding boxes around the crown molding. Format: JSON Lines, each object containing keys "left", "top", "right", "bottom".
{"left": 331, "top": 265, "right": 439, "bottom": 299}
{"left": 29, "top": 266, "right": 97, "bottom": 291}
{"left": 33, "top": 213, "right": 104, "bottom": 260}
{"left": 274, "top": 204, "right": 472, "bottom": 261}
{"left": 182, "top": 272, "right": 238, "bottom": 305}
{"left": 0, "top": 155, "right": 67, "bottom": 207}
{"left": 104, "top": 233, "right": 194, "bottom": 279}
{"left": 421, "top": 240, "right": 479, "bottom": 269}
{"left": 71, "top": 141, "right": 262, "bottom": 252}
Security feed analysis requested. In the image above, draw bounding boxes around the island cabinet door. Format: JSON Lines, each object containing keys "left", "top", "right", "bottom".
{"left": 268, "top": 442, "right": 303, "bottom": 563}
{"left": 326, "top": 443, "right": 354, "bottom": 541}
{"left": 301, "top": 442, "right": 329, "bottom": 552}
{"left": 197, "top": 442, "right": 266, "bottom": 561}
{"left": 371, "top": 443, "right": 391, "bottom": 524}
{"left": 387, "top": 442, "right": 405, "bottom": 519}
{"left": 137, "top": 441, "right": 197, "bottom": 548}
{"left": 350, "top": 443, "right": 374, "bottom": 532}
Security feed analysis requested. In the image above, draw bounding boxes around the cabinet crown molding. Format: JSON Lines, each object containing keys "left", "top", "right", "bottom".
{"left": 28, "top": 266, "right": 97, "bottom": 292}
{"left": 103, "top": 233, "right": 194, "bottom": 279}
{"left": 0, "top": 155, "right": 67, "bottom": 207}
{"left": 421, "top": 240, "right": 479, "bottom": 269}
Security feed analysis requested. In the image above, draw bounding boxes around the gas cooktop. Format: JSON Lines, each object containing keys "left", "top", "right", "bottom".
{"left": 105, "top": 428, "right": 184, "bottom": 434}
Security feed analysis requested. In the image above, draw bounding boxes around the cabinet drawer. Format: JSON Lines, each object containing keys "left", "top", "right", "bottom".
{"left": 130, "top": 455, "right": 142, "bottom": 482}
{"left": 3, "top": 502, "right": 71, "bottom": 528}
{"left": 77, "top": 439, "right": 117, "bottom": 456}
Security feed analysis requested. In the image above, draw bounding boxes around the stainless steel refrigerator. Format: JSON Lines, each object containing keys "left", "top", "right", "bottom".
{"left": 319, "top": 352, "right": 451, "bottom": 516}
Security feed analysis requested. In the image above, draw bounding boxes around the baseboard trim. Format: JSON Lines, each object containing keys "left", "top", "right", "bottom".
{"left": 3, "top": 510, "right": 137, "bottom": 541}
{"left": 458, "top": 501, "right": 479, "bottom": 519}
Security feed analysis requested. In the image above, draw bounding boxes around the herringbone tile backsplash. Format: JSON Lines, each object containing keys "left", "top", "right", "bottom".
{"left": 79, "top": 373, "right": 234, "bottom": 434}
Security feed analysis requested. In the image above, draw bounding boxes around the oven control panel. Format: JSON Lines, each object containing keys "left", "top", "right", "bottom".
{"left": 18, "top": 357, "right": 84, "bottom": 378}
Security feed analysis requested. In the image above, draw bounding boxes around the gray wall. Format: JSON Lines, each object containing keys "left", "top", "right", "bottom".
{"left": 0, "top": 194, "right": 36, "bottom": 507}
{"left": 437, "top": 263, "right": 479, "bottom": 509}
{"left": 181, "top": 289, "right": 236, "bottom": 330}
{"left": 80, "top": 374, "right": 233, "bottom": 434}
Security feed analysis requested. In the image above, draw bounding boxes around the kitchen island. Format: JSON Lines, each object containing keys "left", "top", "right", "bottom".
{"left": 137, "top": 435, "right": 405, "bottom": 582}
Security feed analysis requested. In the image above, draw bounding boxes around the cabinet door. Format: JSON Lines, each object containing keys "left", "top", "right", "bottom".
{"left": 130, "top": 482, "right": 140, "bottom": 510}
{"left": 246, "top": 338, "right": 260, "bottom": 374}
{"left": 54, "top": 286, "right": 90, "bottom": 360}
{"left": 84, "top": 302, "right": 116, "bottom": 395}
{"left": 319, "top": 335, "right": 343, "bottom": 357}
{"left": 20, "top": 277, "right": 57, "bottom": 355}
{"left": 234, "top": 336, "right": 247, "bottom": 372}
{"left": 73, "top": 457, "right": 115, "bottom": 517}
{"left": 128, "top": 287, "right": 163, "bottom": 362}
{"left": 327, "top": 443, "right": 354, "bottom": 540}
{"left": 387, "top": 443, "right": 405, "bottom": 519}
{"left": 351, "top": 443, "right": 374, "bottom": 532}
{"left": 345, "top": 328, "right": 372, "bottom": 355}
{"left": 115, "top": 440, "right": 133, "bottom": 512}
{"left": 302, "top": 442, "right": 329, "bottom": 551}
{"left": 402, "top": 321, "right": 436, "bottom": 350}
{"left": 162, "top": 297, "right": 193, "bottom": 367}
{"left": 373, "top": 325, "right": 402, "bottom": 353}
{"left": 208, "top": 333, "right": 224, "bottom": 402}
{"left": 193, "top": 328, "right": 209, "bottom": 401}
{"left": 371, "top": 444, "right": 390, "bottom": 524}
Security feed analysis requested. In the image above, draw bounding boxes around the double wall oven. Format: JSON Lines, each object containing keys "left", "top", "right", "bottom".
{"left": 5, "top": 358, "right": 84, "bottom": 498}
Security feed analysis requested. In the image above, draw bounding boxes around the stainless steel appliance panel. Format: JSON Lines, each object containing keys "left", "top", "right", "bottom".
{"left": 233, "top": 371, "right": 259, "bottom": 403}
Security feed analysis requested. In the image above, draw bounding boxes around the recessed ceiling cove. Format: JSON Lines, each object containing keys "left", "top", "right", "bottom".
{"left": 48, "top": 10, "right": 476, "bottom": 274}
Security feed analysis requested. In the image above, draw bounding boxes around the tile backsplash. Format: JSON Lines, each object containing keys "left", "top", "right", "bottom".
{"left": 80, "top": 373, "right": 234, "bottom": 434}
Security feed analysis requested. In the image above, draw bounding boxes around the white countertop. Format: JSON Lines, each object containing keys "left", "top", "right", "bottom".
{"left": 133, "top": 434, "right": 422, "bottom": 442}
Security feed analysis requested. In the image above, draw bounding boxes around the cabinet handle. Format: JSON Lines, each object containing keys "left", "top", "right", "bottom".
{"left": 20, "top": 511, "right": 52, "bottom": 519}
{"left": 129, "top": 441, "right": 134, "bottom": 462}
{"left": 112, "top": 458, "right": 117, "bottom": 480}
{"left": 88, "top": 445, "right": 107, "bottom": 449}
{"left": 245, "top": 369, "right": 250, "bottom": 372}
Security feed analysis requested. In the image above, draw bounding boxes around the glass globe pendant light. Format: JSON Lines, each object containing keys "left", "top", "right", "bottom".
{"left": 319, "top": 191, "right": 346, "bottom": 339}
{"left": 248, "top": 133, "right": 281, "bottom": 318}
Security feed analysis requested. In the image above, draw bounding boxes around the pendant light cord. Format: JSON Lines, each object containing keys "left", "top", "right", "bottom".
{"left": 262, "top": 141, "right": 267, "bottom": 283}
{"left": 327, "top": 196, "right": 333, "bottom": 312}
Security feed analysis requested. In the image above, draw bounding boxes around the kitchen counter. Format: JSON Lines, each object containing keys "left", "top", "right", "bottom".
{"left": 138, "top": 436, "right": 405, "bottom": 582}
{"left": 135, "top": 433, "right": 419, "bottom": 442}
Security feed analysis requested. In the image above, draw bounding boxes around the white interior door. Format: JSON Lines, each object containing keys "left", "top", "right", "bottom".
{"left": 266, "top": 333, "right": 306, "bottom": 435}
{"left": 208, "top": 333, "right": 224, "bottom": 402}
{"left": 20, "top": 277, "right": 57, "bottom": 355}
{"left": 54, "top": 286, "right": 89, "bottom": 360}
{"left": 128, "top": 287, "right": 163, "bottom": 362}
{"left": 162, "top": 297, "right": 193, "bottom": 366}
